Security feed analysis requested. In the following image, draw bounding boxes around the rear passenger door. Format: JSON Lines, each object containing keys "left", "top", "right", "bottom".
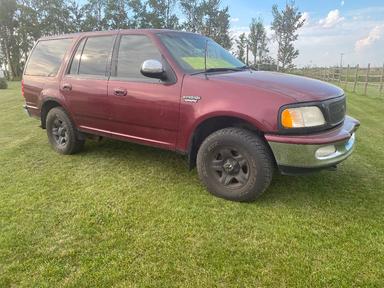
{"left": 107, "top": 34, "right": 181, "bottom": 150}
{"left": 61, "top": 34, "right": 116, "bottom": 131}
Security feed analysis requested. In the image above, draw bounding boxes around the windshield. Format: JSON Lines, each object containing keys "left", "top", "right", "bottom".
{"left": 158, "top": 32, "right": 245, "bottom": 73}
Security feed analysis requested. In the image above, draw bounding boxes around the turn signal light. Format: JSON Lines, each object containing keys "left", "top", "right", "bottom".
{"left": 281, "top": 106, "right": 325, "bottom": 128}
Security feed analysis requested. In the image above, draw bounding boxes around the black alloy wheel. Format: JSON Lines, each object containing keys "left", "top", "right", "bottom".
{"left": 197, "top": 127, "right": 274, "bottom": 202}
{"left": 209, "top": 146, "right": 250, "bottom": 188}
{"left": 46, "top": 107, "right": 84, "bottom": 154}
{"left": 51, "top": 117, "right": 69, "bottom": 147}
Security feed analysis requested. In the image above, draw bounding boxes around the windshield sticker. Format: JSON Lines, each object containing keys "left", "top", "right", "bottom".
{"left": 181, "top": 57, "right": 235, "bottom": 70}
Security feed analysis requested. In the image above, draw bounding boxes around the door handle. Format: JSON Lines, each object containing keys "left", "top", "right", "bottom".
{"left": 113, "top": 88, "right": 127, "bottom": 96}
{"left": 62, "top": 83, "right": 72, "bottom": 91}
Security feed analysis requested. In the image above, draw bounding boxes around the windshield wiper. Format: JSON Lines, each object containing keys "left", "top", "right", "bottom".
{"left": 206, "top": 67, "right": 242, "bottom": 72}
{"left": 191, "top": 66, "right": 248, "bottom": 75}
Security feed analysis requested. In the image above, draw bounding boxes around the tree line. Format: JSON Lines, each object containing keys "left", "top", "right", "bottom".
{"left": 236, "top": 4, "right": 304, "bottom": 72}
{"left": 0, "top": 0, "right": 304, "bottom": 80}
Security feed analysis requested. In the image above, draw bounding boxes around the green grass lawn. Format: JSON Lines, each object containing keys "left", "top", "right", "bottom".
{"left": 0, "top": 82, "right": 383, "bottom": 287}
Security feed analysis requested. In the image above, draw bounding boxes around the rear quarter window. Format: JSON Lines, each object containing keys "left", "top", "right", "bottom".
{"left": 25, "top": 38, "right": 72, "bottom": 77}
{"left": 77, "top": 36, "right": 115, "bottom": 76}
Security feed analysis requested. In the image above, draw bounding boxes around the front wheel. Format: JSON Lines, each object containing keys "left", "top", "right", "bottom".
{"left": 46, "top": 107, "right": 84, "bottom": 155}
{"left": 196, "top": 128, "right": 274, "bottom": 202}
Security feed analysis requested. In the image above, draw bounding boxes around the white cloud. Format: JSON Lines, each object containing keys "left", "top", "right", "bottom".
{"left": 355, "top": 25, "right": 384, "bottom": 51}
{"left": 301, "top": 12, "right": 310, "bottom": 25}
{"left": 230, "top": 17, "right": 240, "bottom": 23}
{"left": 341, "top": 1, "right": 345, "bottom": 7}
{"left": 229, "top": 6, "right": 384, "bottom": 67}
{"left": 319, "top": 9, "right": 345, "bottom": 28}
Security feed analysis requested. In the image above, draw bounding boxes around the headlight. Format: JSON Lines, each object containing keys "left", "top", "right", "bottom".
{"left": 281, "top": 106, "right": 325, "bottom": 128}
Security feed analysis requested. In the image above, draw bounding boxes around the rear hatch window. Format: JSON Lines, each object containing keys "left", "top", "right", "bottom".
{"left": 25, "top": 38, "right": 72, "bottom": 77}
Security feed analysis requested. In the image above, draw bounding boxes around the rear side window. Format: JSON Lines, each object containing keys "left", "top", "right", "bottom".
{"left": 113, "top": 35, "right": 161, "bottom": 81}
{"left": 69, "top": 38, "right": 86, "bottom": 75}
{"left": 77, "top": 36, "right": 115, "bottom": 76}
{"left": 25, "top": 38, "right": 72, "bottom": 76}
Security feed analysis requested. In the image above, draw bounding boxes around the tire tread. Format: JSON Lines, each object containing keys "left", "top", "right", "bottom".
{"left": 46, "top": 107, "right": 84, "bottom": 155}
{"left": 196, "top": 127, "right": 274, "bottom": 201}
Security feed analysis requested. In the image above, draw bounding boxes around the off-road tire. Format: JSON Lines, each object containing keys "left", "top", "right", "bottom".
{"left": 196, "top": 128, "right": 273, "bottom": 202}
{"left": 46, "top": 107, "right": 84, "bottom": 154}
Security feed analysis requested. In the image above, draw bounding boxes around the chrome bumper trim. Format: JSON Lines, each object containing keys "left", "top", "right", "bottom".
{"left": 268, "top": 133, "right": 356, "bottom": 168}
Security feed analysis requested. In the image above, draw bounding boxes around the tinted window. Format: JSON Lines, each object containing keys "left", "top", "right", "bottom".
{"left": 78, "top": 36, "right": 115, "bottom": 76}
{"left": 69, "top": 38, "right": 86, "bottom": 75}
{"left": 115, "top": 35, "right": 161, "bottom": 81}
{"left": 158, "top": 32, "right": 244, "bottom": 73}
{"left": 25, "top": 38, "right": 72, "bottom": 76}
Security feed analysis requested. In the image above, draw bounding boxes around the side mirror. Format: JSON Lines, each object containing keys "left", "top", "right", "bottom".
{"left": 140, "top": 59, "right": 166, "bottom": 80}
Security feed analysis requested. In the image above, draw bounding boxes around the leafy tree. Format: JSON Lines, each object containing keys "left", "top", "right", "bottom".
{"left": 0, "top": 49, "right": 5, "bottom": 71}
{"left": 248, "top": 17, "right": 268, "bottom": 67}
{"left": 271, "top": 1, "right": 305, "bottom": 71}
{"left": 144, "top": 0, "right": 179, "bottom": 29}
{"left": 67, "top": 0, "right": 84, "bottom": 32}
{"left": 17, "top": 1, "right": 40, "bottom": 69}
{"left": 180, "top": 0, "right": 232, "bottom": 49}
{"left": 26, "top": 0, "right": 72, "bottom": 35}
{"left": 235, "top": 33, "right": 247, "bottom": 63}
{"left": 127, "top": 0, "right": 147, "bottom": 28}
{"left": 81, "top": 0, "right": 106, "bottom": 31}
{"left": 103, "top": 0, "right": 130, "bottom": 29}
{"left": 179, "top": 0, "right": 203, "bottom": 33}
{"left": 0, "top": 0, "right": 21, "bottom": 79}
{"left": 201, "top": 0, "right": 231, "bottom": 49}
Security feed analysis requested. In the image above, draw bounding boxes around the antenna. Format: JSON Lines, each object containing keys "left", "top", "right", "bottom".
{"left": 204, "top": 39, "right": 208, "bottom": 73}
{"left": 204, "top": 39, "right": 208, "bottom": 79}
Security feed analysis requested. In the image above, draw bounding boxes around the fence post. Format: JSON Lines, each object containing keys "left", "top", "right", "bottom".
{"left": 364, "top": 63, "right": 370, "bottom": 96}
{"left": 380, "top": 64, "right": 384, "bottom": 94}
{"left": 353, "top": 64, "right": 359, "bottom": 93}
{"left": 345, "top": 64, "right": 350, "bottom": 90}
{"left": 338, "top": 66, "right": 342, "bottom": 84}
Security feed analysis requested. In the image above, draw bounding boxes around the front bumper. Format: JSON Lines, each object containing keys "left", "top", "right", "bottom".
{"left": 265, "top": 116, "right": 360, "bottom": 174}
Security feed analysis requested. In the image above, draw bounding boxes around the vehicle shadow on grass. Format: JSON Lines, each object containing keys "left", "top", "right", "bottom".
{"left": 82, "top": 138, "right": 186, "bottom": 162}
{"left": 81, "top": 138, "right": 191, "bottom": 175}
{"left": 262, "top": 164, "right": 368, "bottom": 206}
{"left": 80, "top": 138, "right": 367, "bottom": 207}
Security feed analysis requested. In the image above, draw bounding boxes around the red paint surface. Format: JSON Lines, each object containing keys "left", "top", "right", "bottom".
{"left": 22, "top": 29, "right": 358, "bottom": 153}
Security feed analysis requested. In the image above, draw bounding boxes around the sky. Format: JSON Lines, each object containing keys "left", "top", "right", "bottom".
{"left": 224, "top": 0, "right": 384, "bottom": 67}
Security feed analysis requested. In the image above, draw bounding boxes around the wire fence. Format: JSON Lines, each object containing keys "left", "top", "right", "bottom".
{"left": 293, "top": 64, "right": 384, "bottom": 96}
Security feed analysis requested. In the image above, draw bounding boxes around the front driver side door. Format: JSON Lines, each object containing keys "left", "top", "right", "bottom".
{"left": 107, "top": 33, "right": 181, "bottom": 150}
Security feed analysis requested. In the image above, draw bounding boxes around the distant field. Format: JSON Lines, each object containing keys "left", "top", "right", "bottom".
{"left": 0, "top": 82, "right": 383, "bottom": 287}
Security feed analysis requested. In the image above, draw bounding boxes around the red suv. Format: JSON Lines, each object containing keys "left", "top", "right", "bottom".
{"left": 22, "top": 29, "right": 360, "bottom": 201}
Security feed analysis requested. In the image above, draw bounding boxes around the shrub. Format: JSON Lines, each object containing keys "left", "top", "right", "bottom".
{"left": 0, "top": 78, "right": 7, "bottom": 89}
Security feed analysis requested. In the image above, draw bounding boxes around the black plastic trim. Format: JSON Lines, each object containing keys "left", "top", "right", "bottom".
{"left": 279, "top": 162, "right": 342, "bottom": 175}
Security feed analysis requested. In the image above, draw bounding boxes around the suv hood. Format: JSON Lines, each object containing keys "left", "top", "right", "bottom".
{"left": 209, "top": 70, "right": 344, "bottom": 102}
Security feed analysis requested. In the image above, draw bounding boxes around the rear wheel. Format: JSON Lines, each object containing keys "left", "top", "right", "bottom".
{"left": 196, "top": 128, "right": 273, "bottom": 202}
{"left": 46, "top": 107, "right": 84, "bottom": 154}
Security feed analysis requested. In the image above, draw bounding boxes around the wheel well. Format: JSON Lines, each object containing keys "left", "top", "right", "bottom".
{"left": 187, "top": 116, "right": 264, "bottom": 169}
{"left": 40, "top": 100, "right": 61, "bottom": 129}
